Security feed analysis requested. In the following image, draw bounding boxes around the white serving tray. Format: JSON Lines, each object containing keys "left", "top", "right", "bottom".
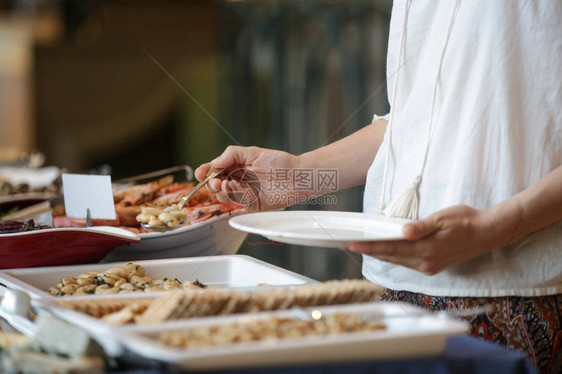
{"left": 104, "top": 213, "right": 248, "bottom": 262}
{"left": 0, "top": 255, "right": 316, "bottom": 301}
{"left": 116, "top": 302, "right": 469, "bottom": 370}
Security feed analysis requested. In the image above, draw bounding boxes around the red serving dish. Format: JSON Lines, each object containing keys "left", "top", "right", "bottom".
{"left": 0, "top": 226, "right": 139, "bottom": 269}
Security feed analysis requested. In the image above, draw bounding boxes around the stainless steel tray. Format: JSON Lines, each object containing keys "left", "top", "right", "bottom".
{"left": 116, "top": 302, "right": 469, "bottom": 369}
{"left": 0, "top": 255, "right": 317, "bottom": 301}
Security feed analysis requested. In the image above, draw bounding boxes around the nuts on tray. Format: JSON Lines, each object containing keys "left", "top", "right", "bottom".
{"left": 158, "top": 314, "right": 386, "bottom": 348}
{"left": 47, "top": 263, "right": 207, "bottom": 296}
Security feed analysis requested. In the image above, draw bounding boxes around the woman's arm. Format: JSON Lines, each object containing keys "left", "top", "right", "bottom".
{"left": 349, "top": 165, "right": 562, "bottom": 275}
{"left": 507, "top": 165, "right": 562, "bottom": 243}
{"left": 298, "top": 119, "right": 388, "bottom": 195}
{"left": 195, "top": 119, "right": 388, "bottom": 210}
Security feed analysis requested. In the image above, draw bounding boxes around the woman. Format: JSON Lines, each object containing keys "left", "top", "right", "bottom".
{"left": 196, "top": 1, "right": 562, "bottom": 372}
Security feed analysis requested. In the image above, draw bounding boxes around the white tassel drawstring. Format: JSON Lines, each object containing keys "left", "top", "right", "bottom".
{"left": 379, "top": 0, "right": 461, "bottom": 220}
{"left": 384, "top": 175, "right": 421, "bottom": 219}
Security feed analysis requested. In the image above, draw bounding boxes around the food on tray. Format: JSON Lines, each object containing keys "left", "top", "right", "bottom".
{"left": 0, "top": 162, "right": 60, "bottom": 196}
{"left": 0, "top": 180, "right": 57, "bottom": 196}
{"left": 158, "top": 314, "right": 386, "bottom": 349}
{"left": 58, "top": 279, "right": 383, "bottom": 325}
{"left": 138, "top": 279, "right": 381, "bottom": 324}
{"left": 135, "top": 204, "right": 187, "bottom": 229}
{"left": 47, "top": 263, "right": 207, "bottom": 296}
{"left": 57, "top": 298, "right": 153, "bottom": 320}
{"left": 52, "top": 175, "right": 245, "bottom": 233}
{"left": 0, "top": 331, "right": 30, "bottom": 349}
{"left": 0, "top": 317, "right": 105, "bottom": 373}
{"left": 0, "top": 219, "right": 51, "bottom": 234}
{"left": 99, "top": 302, "right": 150, "bottom": 325}
{"left": 1, "top": 349, "right": 104, "bottom": 373}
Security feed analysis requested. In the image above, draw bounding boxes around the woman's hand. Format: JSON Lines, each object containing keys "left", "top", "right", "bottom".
{"left": 195, "top": 120, "right": 389, "bottom": 212}
{"left": 195, "top": 146, "right": 303, "bottom": 212}
{"left": 348, "top": 203, "right": 521, "bottom": 275}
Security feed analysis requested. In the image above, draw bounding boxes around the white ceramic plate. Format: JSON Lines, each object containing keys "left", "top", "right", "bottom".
{"left": 229, "top": 211, "right": 411, "bottom": 248}
{"left": 116, "top": 302, "right": 468, "bottom": 369}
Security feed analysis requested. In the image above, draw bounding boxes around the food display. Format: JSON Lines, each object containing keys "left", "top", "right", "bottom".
{"left": 56, "top": 279, "right": 383, "bottom": 324}
{"left": 158, "top": 314, "right": 386, "bottom": 349}
{"left": 53, "top": 176, "right": 245, "bottom": 233}
{"left": 47, "top": 263, "right": 207, "bottom": 296}
{"left": 135, "top": 204, "right": 187, "bottom": 229}
{"left": 0, "top": 219, "right": 51, "bottom": 234}
{"left": 0, "top": 312, "right": 105, "bottom": 373}
{"left": 0, "top": 255, "right": 468, "bottom": 370}
{"left": 0, "top": 179, "right": 58, "bottom": 197}
{"left": 0, "top": 163, "right": 61, "bottom": 197}
{"left": 0, "top": 169, "right": 463, "bottom": 371}
{"left": 0, "top": 330, "right": 104, "bottom": 373}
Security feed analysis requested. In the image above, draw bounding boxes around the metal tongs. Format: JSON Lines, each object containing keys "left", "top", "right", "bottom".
{"left": 178, "top": 166, "right": 225, "bottom": 210}
{"left": 139, "top": 166, "right": 225, "bottom": 231}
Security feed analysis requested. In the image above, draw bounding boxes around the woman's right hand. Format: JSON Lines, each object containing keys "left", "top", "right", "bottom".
{"left": 194, "top": 146, "right": 303, "bottom": 212}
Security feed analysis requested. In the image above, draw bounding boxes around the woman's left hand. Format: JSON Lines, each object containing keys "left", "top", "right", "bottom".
{"left": 348, "top": 204, "right": 518, "bottom": 275}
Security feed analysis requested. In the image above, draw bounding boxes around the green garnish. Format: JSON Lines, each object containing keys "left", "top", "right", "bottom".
{"left": 193, "top": 279, "right": 207, "bottom": 288}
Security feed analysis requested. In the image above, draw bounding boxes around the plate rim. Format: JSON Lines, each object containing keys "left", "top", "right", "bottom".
{"left": 0, "top": 225, "right": 140, "bottom": 241}
{"left": 228, "top": 210, "right": 411, "bottom": 243}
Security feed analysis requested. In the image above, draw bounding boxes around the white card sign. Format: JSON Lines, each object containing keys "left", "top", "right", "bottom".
{"left": 62, "top": 173, "right": 116, "bottom": 219}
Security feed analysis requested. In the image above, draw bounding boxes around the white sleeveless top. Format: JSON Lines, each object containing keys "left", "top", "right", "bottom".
{"left": 363, "top": 0, "right": 562, "bottom": 297}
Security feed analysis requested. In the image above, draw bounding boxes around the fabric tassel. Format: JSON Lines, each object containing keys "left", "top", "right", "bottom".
{"left": 384, "top": 176, "right": 421, "bottom": 219}
{"left": 378, "top": 0, "right": 460, "bottom": 220}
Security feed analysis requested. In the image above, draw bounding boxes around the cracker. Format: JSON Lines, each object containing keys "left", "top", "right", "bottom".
{"left": 58, "top": 298, "right": 152, "bottom": 318}
{"left": 137, "top": 291, "right": 184, "bottom": 323}
{"left": 101, "top": 303, "right": 148, "bottom": 325}
{"left": 219, "top": 290, "right": 251, "bottom": 315}
{"left": 136, "top": 279, "right": 383, "bottom": 324}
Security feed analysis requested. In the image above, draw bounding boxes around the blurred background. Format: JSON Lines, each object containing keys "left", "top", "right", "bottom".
{"left": 0, "top": 0, "right": 391, "bottom": 280}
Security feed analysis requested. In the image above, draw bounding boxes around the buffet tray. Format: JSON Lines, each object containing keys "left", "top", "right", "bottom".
{"left": 103, "top": 213, "right": 248, "bottom": 262}
{"left": 0, "top": 255, "right": 317, "bottom": 301}
{"left": 115, "top": 302, "right": 469, "bottom": 370}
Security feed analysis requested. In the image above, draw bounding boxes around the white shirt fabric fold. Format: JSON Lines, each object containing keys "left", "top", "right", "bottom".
{"left": 363, "top": 0, "right": 562, "bottom": 297}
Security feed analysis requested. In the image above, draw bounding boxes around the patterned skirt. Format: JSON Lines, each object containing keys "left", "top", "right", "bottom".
{"left": 380, "top": 289, "right": 562, "bottom": 374}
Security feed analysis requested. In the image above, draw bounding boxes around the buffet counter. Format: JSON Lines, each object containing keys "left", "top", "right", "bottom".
{"left": 112, "top": 336, "right": 535, "bottom": 374}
